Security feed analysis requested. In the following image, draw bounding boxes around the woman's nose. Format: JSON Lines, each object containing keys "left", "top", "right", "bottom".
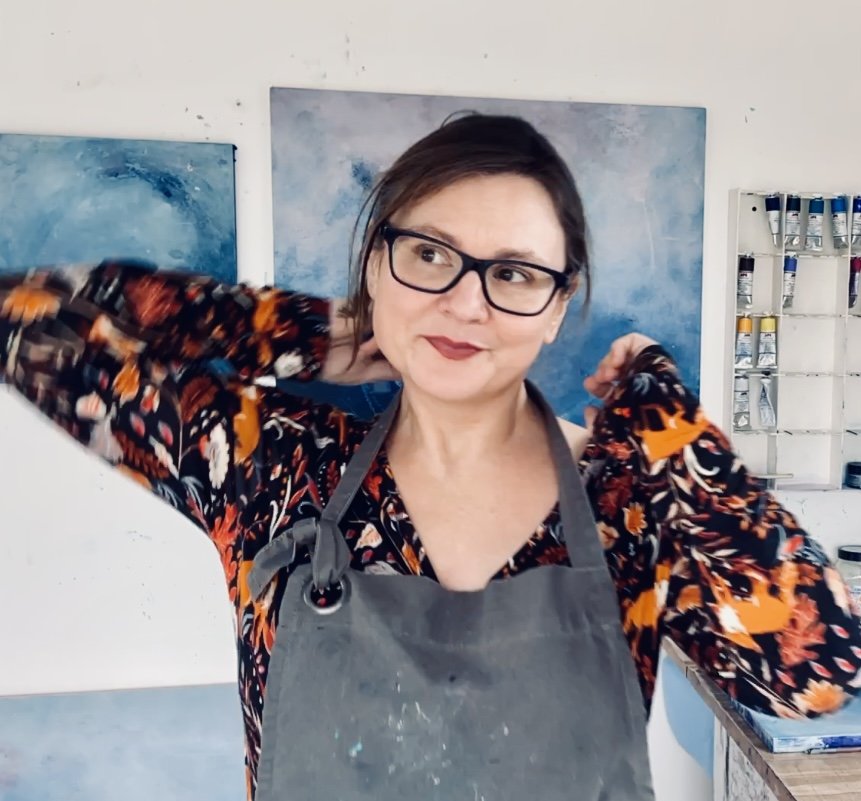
{"left": 438, "top": 269, "right": 490, "bottom": 321}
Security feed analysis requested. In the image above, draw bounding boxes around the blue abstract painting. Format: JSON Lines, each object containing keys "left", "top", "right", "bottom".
{"left": 271, "top": 88, "right": 705, "bottom": 421}
{"left": 733, "top": 694, "right": 861, "bottom": 753}
{"left": 0, "top": 134, "right": 237, "bottom": 282}
{"left": 0, "top": 683, "right": 245, "bottom": 800}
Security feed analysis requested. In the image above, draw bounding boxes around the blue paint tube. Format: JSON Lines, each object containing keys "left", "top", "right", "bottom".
{"left": 765, "top": 194, "right": 781, "bottom": 246}
{"left": 831, "top": 196, "right": 849, "bottom": 250}
{"left": 784, "top": 194, "right": 802, "bottom": 248}
{"left": 782, "top": 254, "right": 798, "bottom": 309}
{"left": 851, "top": 257, "right": 861, "bottom": 309}
{"left": 853, "top": 197, "right": 861, "bottom": 247}
{"left": 805, "top": 196, "right": 824, "bottom": 251}
{"left": 737, "top": 254, "right": 755, "bottom": 308}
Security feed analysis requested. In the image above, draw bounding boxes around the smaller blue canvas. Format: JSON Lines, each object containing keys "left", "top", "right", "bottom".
{"left": 0, "top": 683, "right": 245, "bottom": 800}
{"left": 0, "top": 134, "right": 237, "bottom": 282}
{"left": 732, "top": 696, "right": 861, "bottom": 753}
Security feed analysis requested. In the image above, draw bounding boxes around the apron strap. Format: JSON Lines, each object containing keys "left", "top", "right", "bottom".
{"left": 525, "top": 383, "right": 605, "bottom": 569}
{"left": 529, "top": 386, "right": 623, "bottom": 614}
{"left": 248, "top": 517, "right": 319, "bottom": 601}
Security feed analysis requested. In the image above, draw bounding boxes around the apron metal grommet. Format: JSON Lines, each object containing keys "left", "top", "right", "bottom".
{"left": 303, "top": 576, "right": 350, "bottom": 615}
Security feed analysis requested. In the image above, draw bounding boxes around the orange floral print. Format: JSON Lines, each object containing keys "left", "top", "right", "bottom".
{"left": 125, "top": 275, "right": 181, "bottom": 327}
{"left": 624, "top": 503, "right": 646, "bottom": 535}
{"left": 1, "top": 286, "right": 61, "bottom": 324}
{"left": 597, "top": 521, "right": 619, "bottom": 550}
{"left": 113, "top": 361, "right": 141, "bottom": 404}
{"left": 792, "top": 680, "right": 850, "bottom": 715}
{"left": 778, "top": 595, "right": 827, "bottom": 667}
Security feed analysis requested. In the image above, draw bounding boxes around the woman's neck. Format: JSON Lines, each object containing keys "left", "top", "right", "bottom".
{"left": 389, "top": 381, "right": 542, "bottom": 478}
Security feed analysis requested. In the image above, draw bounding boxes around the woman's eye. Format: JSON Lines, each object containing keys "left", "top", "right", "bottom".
{"left": 494, "top": 266, "right": 532, "bottom": 284}
{"left": 418, "top": 246, "right": 448, "bottom": 265}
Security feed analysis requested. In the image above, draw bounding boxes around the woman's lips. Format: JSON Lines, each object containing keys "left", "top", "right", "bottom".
{"left": 425, "top": 336, "right": 484, "bottom": 361}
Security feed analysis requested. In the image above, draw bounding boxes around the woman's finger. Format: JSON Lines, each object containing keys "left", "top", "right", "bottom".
{"left": 357, "top": 337, "right": 399, "bottom": 381}
{"left": 583, "top": 377, "right": 613, "bottom": 400}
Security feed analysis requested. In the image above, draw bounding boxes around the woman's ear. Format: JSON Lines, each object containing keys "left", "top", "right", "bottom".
{"left": 544, "top": 300, "right": 569, "bottom": 344}
{"left": 366, "top": 249, "right": 382, "bottom": 301}
{"left": 544, "top": 277, "right": 577, "bottom": 344}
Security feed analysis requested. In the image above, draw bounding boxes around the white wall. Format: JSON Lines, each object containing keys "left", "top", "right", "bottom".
{"left": 2, "top": 2, "right": 861, "bottom": 799}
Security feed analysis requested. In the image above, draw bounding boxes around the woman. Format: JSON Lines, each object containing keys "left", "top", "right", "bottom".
{"left": 1, "top": 115, "right": 859, "bottom": 801}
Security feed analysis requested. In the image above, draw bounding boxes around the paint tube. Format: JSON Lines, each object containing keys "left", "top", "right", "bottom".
{"left": 804, "top": 196, "right": 824, "bottom": 251}
{"left": 850, "top": 257, "right": 861, "bottom": 309}
{"left": 782, "top": 254, "right": 798, "bottom": 309}
{"left": 759, "top": 377, "right": 777, "bottom": 429}
{"left": 852, "top": 197, "right": 861, "bottom": 248}
{"left": 765, "top": 194, "right": 781, "bottom": 246}
{"left": 784, "top": 194, "right": 802, "bottom": 248}
{"left": 735, "top": 317, "right": 753, "bottom": 369}
{"left": 733, "top": 375, "right": 751, "bottom": 430}
{"left": 756, "top": 316, "right": 778, "bottom": 369}
{"left": 737, "top": 254, "right": 755, "bottom": 309}
{"left": 831, "top": 196, "right": 849, "bottom": 250}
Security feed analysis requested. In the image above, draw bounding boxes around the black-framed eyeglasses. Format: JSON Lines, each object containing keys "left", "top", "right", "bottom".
{"left": 379, "top": 223, "right": 573, "bottom": 316}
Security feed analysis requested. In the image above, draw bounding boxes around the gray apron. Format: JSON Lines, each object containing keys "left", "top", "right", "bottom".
{"left": 248, "top": 382, "right": 655, "bottom": 801}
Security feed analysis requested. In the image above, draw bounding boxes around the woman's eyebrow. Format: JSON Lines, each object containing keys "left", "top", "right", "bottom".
{"left": 409, "top": 224, "right": 543, "bottom": 262}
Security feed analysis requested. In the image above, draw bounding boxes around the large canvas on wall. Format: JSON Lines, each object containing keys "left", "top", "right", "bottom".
{"left": 0, "top": 134, "right": 237, "bottom": 282}
{"left": 271, "top": 88, "right": 705, "bottom": 420}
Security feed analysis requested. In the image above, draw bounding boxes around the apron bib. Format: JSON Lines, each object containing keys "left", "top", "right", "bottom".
{"left": 248, "top": 383, "right": 655, "bottom": 800}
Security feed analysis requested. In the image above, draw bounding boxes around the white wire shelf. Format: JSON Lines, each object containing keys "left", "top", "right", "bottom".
{"left": 741, "top": 190, "right": 859, "bottom": 200}
{"left": 736, "top": 311, "right": 847, "bottom": 320}
{"left": 782, "top": 312, "right": 845, "bottom": 319}
{"left": 735, "top": 306, "right": 861, "bottom": 320}
{"left": 733, "top": 428, "right": 842, "bottom": 436}
{"left": 737, "top": 250, "right": 850, "bottom": 260}
{"left": 733, "top": 369, "right": 844, "bottom": 377}
{"left": 779, "top": 371, "right": 839, "bottom": 377}
{"left": 777, "top": 482, "right": 845, "bottom": 492}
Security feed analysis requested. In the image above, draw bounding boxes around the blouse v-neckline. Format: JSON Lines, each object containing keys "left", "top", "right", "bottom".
{"left": 373, "top": 443, "right": 566, "bottom": 584}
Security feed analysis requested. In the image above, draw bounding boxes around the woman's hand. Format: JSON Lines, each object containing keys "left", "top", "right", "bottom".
{"left": 320, "top": 301, "right": 400, "bottom": 385}
{"left": 582, "top": 333, "right": 658, "bottom": 427}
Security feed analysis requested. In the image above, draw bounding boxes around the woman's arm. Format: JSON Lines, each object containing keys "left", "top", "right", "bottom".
{"left": 587, "top": 343, "right": 861, "bottom": 717}
{"left": 1, "top": 258, "right": 331, "bottom": 380}
{"left": 0, "top": 259, "right": 332, "bottom": 540}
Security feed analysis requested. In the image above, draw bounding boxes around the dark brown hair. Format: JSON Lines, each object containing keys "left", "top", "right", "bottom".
{"left": 344, "top": 113, "right": 591, "bottom": 355}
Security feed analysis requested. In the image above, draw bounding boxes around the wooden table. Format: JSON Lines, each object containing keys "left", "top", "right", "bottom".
{"left": 663, "top": 640, "right": 861, "bottom": 801}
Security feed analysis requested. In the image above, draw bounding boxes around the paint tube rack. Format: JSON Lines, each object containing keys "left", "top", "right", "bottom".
{"left": 728, "top": 190, "right": 861, "bottom": 490}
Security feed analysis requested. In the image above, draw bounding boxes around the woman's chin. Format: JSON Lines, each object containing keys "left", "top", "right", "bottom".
{"left": 401, "top": 354, "right": 499, "bottom": 403}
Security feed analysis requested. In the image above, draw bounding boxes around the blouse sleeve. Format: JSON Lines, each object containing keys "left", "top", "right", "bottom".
{"left": 587, "top": 344, "right": 861, "bottom": 718}
{"left": 0, "top": 259, "right": 330, "bottom": 543}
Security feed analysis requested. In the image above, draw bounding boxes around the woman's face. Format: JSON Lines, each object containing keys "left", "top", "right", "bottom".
{"left": 366, "top": 173, "right": 571, "bottom": 403}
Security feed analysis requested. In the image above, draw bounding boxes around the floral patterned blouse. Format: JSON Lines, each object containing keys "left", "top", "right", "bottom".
{"left": 2, "top": 260, "right": 860, "bottom": 800}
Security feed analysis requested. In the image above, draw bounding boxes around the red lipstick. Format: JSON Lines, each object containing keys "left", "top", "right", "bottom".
{"left": 425, "top": 336, "right": 484, "bottom": 361}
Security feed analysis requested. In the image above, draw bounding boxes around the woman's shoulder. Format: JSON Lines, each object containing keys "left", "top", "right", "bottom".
{"left": 556, "top": 416, "right": 591, "bottom": 461}
{"left": 223, "top": 377, "right": 375, "bottom": 462}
